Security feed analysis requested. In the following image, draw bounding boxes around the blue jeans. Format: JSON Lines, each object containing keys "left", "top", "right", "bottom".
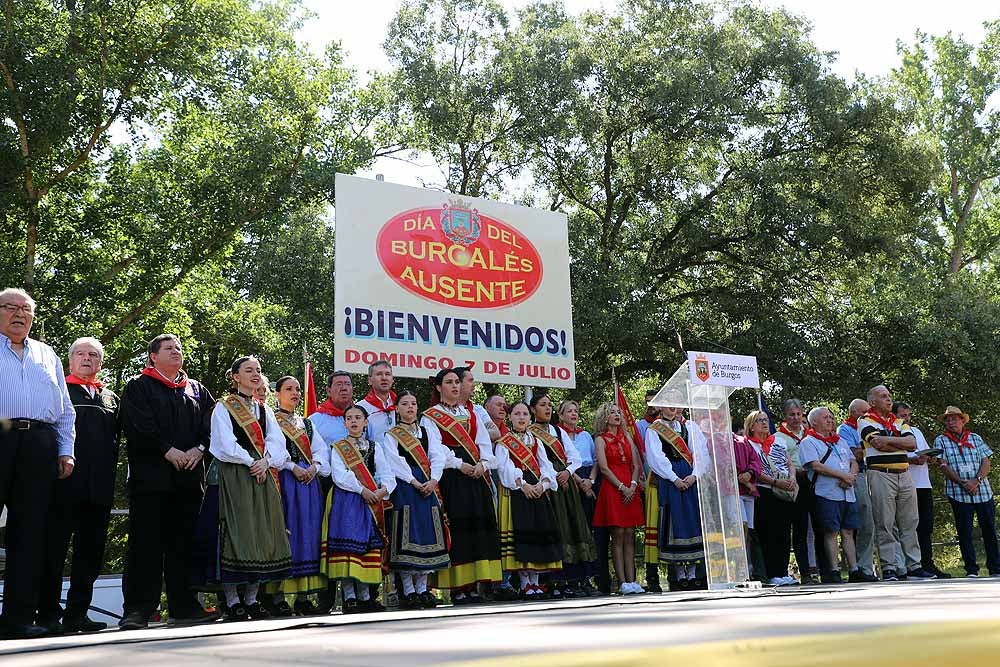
{"left": 949, "top": 498, "right": 1000, "bottom": 575}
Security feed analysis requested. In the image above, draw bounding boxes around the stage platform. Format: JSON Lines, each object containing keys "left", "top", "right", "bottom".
{"left": 3, "top": 579, "right": 1000, "bottom": 665}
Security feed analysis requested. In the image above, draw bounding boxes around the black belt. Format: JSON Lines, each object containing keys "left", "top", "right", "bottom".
{"left": 8, "top": 418, "right": 54, "bottom": 431}
{"left": 869, "top": 466, "right": 905, "bottom": 474}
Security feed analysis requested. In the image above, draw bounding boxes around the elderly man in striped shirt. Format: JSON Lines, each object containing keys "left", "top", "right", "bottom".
{"left": 859, "top": 384, "right": 936, "bottom": 582}
{"left": 0, "top": 288, "right": 76, "bottom": 639}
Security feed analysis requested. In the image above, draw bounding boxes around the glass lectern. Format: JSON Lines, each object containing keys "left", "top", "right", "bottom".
{"left": 648, "top": 361, "right": 755, "bottom": 590}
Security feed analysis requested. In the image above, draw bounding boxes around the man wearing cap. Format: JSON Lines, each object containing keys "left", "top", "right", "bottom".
{"left": 934, "top": 406, "right": 1000, "bottom": 577}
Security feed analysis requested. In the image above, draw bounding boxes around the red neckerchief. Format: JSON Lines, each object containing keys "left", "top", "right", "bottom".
{"left": 749, "top": 434, "right": 775, "bottom": 456}
{"left": 843, "top": 416, "right": 858, "bottom": 429}
{"left": 315, "top": 399, "right": 347, "bottom": 418}
{"left": 864, "top": 410, "right": 900, "bottom": 435}
{"left": 561, "top": 424, "right": 584, "bottom": 435}
{"left": 945, "top": 430, "right": 974, "bottom": 449}
{"left": 141, "top": 366, "right": 188, "bottom": 389}
{"left": 495, "top": 420, "right": 510, "bottom": 437}
{"left": 66, "top": 374, "right": 104, "bottom": 390}
{"left": 805, "top": 428, "right": 839, "bottom": 446}
{"left": 778, "top": 422, "right": 804, "bottom": 443}
{"left": 364, "top": 389, "right": 397, "bottom": 413}
{"left": 602, "top": 429, "right": 630, "bottom": 464}
{"left": 643, "top": 414, "right": 657, "bottom": 424}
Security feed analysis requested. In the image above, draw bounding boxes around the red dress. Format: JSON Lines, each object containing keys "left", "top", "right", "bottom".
{"left": 592, "top": 430, "right": 645, "bottom": 527}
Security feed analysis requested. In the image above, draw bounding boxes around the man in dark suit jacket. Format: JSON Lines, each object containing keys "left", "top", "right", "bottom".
{"left": 118, "top": 334, "right": 218, "bottom": 630}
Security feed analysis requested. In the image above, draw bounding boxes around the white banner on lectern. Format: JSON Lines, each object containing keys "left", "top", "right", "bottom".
{"left": 687, "top": 351, "right": 759, "bottom": 389}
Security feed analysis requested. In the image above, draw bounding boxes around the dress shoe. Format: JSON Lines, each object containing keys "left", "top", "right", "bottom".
{"left": 645, "top": 581, "right": 663, "bottom": 593}
{"left": 270, "top": 600, "right": 294, "bottom": 618}
{"left": 848, "top": 570, "right": 878, "bottom": 583}
{"left": 41, "top": 619, "right": 65, "bottom": 635}
{"left": 419, "top": 591, "right": 440, "bottom": 608}
{"left": 342, "top": 598, "right": 363, "bottom": 614}
{"left": 293, "top": 599, "right": 322, "bottom": 616}
{"left": 364, "top": 598, "right": 385, "bottom": 612}
{"left": 63, "top": 614, "right": 108, "bottom": 633}
{"left": 820, "top": 571, "right": 843, "bottom": 584}
{"left": 245, "top": 602, "right": 271, "bottom": 620}
{"left": 118, "top": 611, "right": 148, "bottom": 631}
{"left": 224, "top": 604, "right": 249, "bottom": 622}
{"left": 3, "top": 623, "right": 49, "bottom": 640}
{"left": 170, "top": 607, "right": 222, "bottom": 626}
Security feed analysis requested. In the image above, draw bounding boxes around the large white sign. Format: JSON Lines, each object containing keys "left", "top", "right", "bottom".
{"left": 688, "top": 351, "right": 759, "bottom": 389}
{"left": 334, "top": 174, "right": 576, "bottom": 387}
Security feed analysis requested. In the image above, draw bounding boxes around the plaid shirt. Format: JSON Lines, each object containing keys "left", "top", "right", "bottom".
{"left": 934, "top": 431, "right": 994, "bottom": 503}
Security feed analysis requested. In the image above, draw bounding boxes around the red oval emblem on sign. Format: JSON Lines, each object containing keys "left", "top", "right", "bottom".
{"left": 376, "top": 205, "right": 544, "bottom": 309}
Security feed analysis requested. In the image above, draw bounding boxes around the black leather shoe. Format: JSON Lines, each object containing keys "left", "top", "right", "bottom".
{"left": 40, "top": 619, "right": 65, "bottom": 635}
{"left": 118, "top": 611, "right": 148, "bottom": 631}
{"left": 821, "top": 571, "right": 843, "bottom": 584}
{"left": 400, "top": 592, "right": 422, "bottom": 610}
{"left": 224, "top": 605, "right": 249, "bottom": 622}
{"left": 342, "top": 598, "right": 363, "bottom": 614}
{"left": 364, "top": 598, "right": 385, "bottom": 612}
{"left": 245, "top": 602, "right": 271, "bottom": 620}
{"left": 419, "top": 591, "right": 439, "bottom": 608}
{"left": 293, "top": 599, "right": 321, "bottom": 616}
{"left": 3, "top": 623, "right": 49, "bottom": 640}
{"left": 63, "top": 614, "right": 108, "bottom": 633}
{"left": 271, "top": 600, "right": 294, "bottom": 617}
{"left": 170, "top": 607, "right": 222, "bottom": 626}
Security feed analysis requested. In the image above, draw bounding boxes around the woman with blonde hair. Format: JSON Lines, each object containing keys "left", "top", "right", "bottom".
{"left": 744, "top": 410, "right": 797, "bottom": 586}
{"left": 592, "top": 403, "right": 645, "bottom": 594}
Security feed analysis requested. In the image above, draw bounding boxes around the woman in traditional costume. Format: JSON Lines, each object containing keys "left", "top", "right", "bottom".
{"left": 420, "top": 368, "right": 502, "bottom": 604}
{"left": 592, "top": 402, "right": 645, "bottom": 594}
{"left": 381, "top": 390, "right": 451, "bottom": 609}
{"left": 262, "top": 376, "right": 330, "bottom": 616}
{"left": 321, "top": 404, "right": 394, "bottom": 613}
{"left": 529, "top": 393, "right": 597, "bottom": 597}
{"left": 557, "top": 399, "right": 602, "bottom": 596}
{"left": 192, "top": 356, "right": 292, "bottom": 621}
{"left": 495, "top": 402, "right": 564, "bottom": 598}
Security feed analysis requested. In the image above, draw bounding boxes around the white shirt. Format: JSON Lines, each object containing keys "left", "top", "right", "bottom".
{"left": 329, "top": 435, "right": 396, "bottom": 495}
{"left": 908, "top": 425, "right": 932, "bottom": 489}
{"left": 209, "top": 400, "right": 288, "bottom": 469}
{"left": 495, "top": 431, "right": 558, "bottom": 492}
{"left": 357, "top": 395, "right": 396, "bottom": 446}
{"left": 381, "top": 423, "right": 449, "bottom": 482}
{"left": 276, "top": 412, "right": 330, "bottom": 477}
{"left": 644, "top": 419, "right": 708, "bottom": 481}
{"left": 536, "top": 423, "right": 583, "bottom": 474}
{"left": 420, "top": 403, "right": 496, "bottom": 470}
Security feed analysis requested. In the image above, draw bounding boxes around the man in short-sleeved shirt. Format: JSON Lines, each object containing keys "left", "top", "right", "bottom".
{"left": 934, "top": 405, "right": 1000, "bottom": 577}
{"left": 800, "top": 407, "right": 858, "bottom": 584}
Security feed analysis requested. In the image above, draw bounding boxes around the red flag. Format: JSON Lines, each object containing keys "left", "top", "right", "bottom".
{"left": 303, "top": 361, "right": 318, "bottom": 418}
{"left": 613, "top": 369, "right": 644, "bottom": 455}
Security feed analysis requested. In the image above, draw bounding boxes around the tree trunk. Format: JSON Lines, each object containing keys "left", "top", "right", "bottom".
{"left": 23, "top": 197, "right": 39, "bottom": 292}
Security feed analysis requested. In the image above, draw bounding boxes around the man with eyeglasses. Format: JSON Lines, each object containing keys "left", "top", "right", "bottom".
{"left": 0, "top": 288, "right": 77, "bottom": 639}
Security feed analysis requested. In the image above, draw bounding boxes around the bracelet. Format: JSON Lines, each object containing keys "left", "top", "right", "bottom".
{"left": 617, "top": 482, "right": 624, "bottom": 491}
{"left": 629, "top": 480, "right": 637, "bottom": 486}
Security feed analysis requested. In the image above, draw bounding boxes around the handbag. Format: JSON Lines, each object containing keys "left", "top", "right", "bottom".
{"left": 771, "top": 471, "right": 799, "bottom": 502}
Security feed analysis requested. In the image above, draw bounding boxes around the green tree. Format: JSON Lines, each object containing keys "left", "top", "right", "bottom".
{"left": 893, "top": 23, "right": 1000, "bottom": 274}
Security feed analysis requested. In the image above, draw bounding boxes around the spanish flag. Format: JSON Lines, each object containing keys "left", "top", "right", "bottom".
{"left": 303, "top": 360, "right": 318, "bottom": 418}
{"left": 613, "top": 368, "right": 643, "bottom": 454}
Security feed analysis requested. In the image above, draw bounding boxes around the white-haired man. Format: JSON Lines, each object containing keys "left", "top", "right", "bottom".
{"left": 838, "top": 399, "right": 877, "bottom": 582}
{"left": 36, "top": 337, "right": 120, "bottom": 633}
{"left": 800, "top": 407, "right": 859, "bottom": 584}
{"left": 0, "top": 288, "right": 76, "bottom": 639}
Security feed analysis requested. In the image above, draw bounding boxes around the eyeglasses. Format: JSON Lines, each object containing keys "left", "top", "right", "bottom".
{"left": 0, "top": 304, "right": 34, "bottom": 315}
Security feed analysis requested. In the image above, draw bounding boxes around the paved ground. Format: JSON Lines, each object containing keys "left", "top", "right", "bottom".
{"left": 4, "top": 579, "right": 1000, "bottom": 665}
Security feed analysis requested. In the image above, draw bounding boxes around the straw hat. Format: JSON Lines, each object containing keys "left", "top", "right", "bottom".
{"left": 937, "top": 405, "right": 969, "bottom": 424}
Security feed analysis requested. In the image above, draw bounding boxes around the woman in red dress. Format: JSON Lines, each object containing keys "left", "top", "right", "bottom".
{"left": 592, "top": 403, "right": 645, "bottom": 594}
